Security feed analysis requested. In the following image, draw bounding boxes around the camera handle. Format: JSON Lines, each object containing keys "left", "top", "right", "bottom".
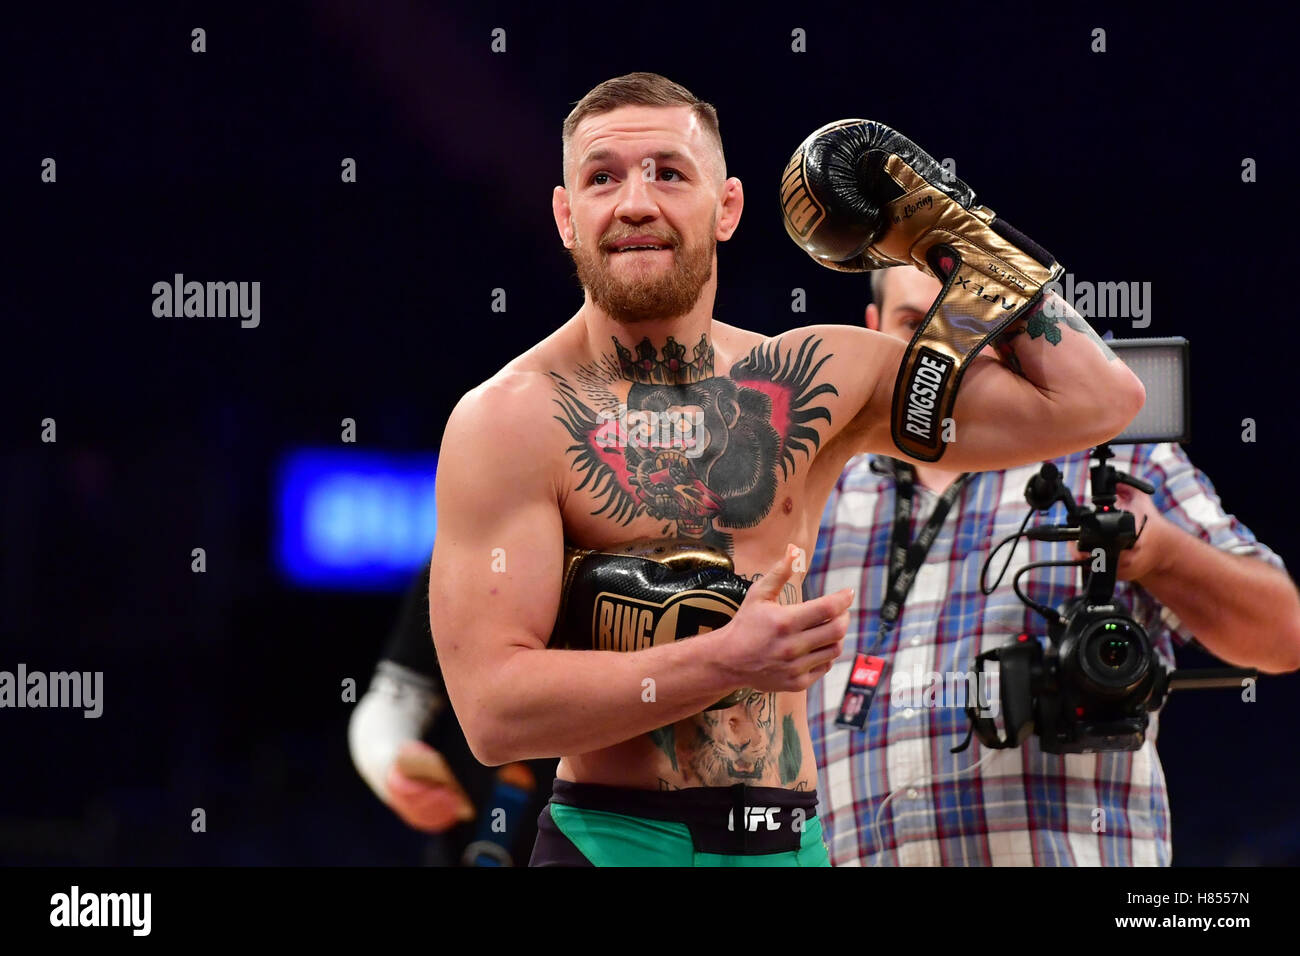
{"left": 1022, "top": 445, "right": 1158, "bottom": 605}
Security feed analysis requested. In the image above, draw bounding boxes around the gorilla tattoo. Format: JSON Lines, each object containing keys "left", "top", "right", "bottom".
{"left": 625, "top": 377, "right": 779, "bottom": 537}
{"left": 551, "top": 335, "right": 837, "bottom": 550}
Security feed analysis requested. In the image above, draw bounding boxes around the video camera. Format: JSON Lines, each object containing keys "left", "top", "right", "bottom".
{"left": 956, "top": 338, "right": 1256, "bottom": 754}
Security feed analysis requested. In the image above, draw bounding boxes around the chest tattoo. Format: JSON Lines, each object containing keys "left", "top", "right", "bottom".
{"left": 551, "top": 334, "right": 837, "bottom": 552}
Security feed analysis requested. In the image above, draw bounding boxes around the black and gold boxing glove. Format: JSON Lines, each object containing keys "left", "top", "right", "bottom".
{"left": 550, "top": 538, "right": 753, "bottom": 710}
{"left": 781, "top": 119, "right": 1066, "bottom": 462}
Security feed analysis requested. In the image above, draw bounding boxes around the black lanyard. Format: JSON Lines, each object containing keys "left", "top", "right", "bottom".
{"left": 870, "top": 459, "right": 971, "bottom": 655}
{"left": 834, "top": 459, "right": 972, "bottom": 730}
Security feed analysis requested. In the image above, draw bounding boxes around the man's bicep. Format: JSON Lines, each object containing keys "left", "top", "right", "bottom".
{"left": 432, "top": 495, "right": 564, "bottom": 647}
{"left": 849, "top": 346, "right": 1082, "bottom": 470}
{"left": 787, "top": 325, "right": 901, "bottom": 448}
{"left": 929, "top": 356, "right": 1061, "bottom": 468}
{"left": 428, "top": 432, "right": 565, "bottom": 692}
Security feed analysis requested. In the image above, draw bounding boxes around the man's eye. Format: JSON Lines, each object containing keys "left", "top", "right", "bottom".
{"left": 660, "top": 168, "right": 682, "bottom": 181}
{"left": 592, "top": 172, "right": 610, "bottom": 185}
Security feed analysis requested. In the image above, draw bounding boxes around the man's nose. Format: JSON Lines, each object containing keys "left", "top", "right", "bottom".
{"left": 614, "top": 174, "right": 660, "bottom": 222}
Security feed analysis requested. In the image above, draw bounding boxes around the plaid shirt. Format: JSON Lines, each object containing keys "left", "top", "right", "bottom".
{"left": 806, "top": 443, "right": 1285, "bottom": 866}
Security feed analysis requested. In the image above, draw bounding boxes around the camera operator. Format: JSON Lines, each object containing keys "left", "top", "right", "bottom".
{"left": 806, "top": 265, "right": 1300, "bottom": 866}
{"left": 348, "top": 560, "right": 556, "bottom": 865}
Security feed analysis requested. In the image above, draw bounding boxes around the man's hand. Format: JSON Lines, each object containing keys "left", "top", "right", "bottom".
{"left": 384, "top": 740, "right": 476, "bottom": 834}
{"left": 716, "top": 544, "right": 852, "bottom": 692}
{"left": 1066, "top": 468, "right": 1300, "bottom": 673}
{"left": 1076, "top": 485, "right": 1171, "bottom": 582}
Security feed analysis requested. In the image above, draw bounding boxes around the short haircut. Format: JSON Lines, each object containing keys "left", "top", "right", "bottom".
{"left": 561, "top": 72, "right": 725, "bottom": 186}
{"left": 870, "top": 268, "right": 890, "bottom": 311}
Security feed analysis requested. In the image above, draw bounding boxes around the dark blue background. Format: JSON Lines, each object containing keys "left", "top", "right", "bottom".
{"left": 2, "top": 1, "right": 1296, "bottom": 864}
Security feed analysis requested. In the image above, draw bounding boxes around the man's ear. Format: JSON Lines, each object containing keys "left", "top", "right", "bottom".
{"left": 865, "top": 303, "right": 881, "bottom": 331}
{"left": 714, "top": 177, "right": 744, "bottom": 242}
{"left": 553, "top": 185, "right": 575, "bottom": 248}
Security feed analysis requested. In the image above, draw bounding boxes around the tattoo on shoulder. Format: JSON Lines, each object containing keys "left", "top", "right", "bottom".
{"left": 551, "top": 334, "right": 837, "bottom": 551}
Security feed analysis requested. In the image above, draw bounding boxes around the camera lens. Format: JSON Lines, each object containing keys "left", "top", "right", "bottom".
{"left": 1099, "top": 637, "right": 1131, "bottom": 668}
{"left": 1077, "top": 618, "right": 1149, "bottom": 693}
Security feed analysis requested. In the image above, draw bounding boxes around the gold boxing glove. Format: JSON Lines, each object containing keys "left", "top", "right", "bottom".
{"left": 781, "top": 119, "right": 1065, "bottom": 462}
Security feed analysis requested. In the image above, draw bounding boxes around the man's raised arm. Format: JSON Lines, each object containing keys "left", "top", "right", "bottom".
{"left": 944, "top": 292, "right": 1145, "bottom": 466}
{"left": 790, "top": 310, "right": 1143, "bottom": 474}
{"left": 852, "top": 292, "right": 1141, "bottom": 470}
{"left": 779, "top": 118, "right": 1144, "bottom": 470}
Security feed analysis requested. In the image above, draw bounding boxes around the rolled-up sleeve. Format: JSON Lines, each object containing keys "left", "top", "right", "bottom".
{"left": 1133, "top": 442, "right": 1286, "bottom": 646}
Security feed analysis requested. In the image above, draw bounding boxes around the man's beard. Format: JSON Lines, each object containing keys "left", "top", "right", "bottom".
{"left": 569, "top": 221, "right": 715, "bottom": 324}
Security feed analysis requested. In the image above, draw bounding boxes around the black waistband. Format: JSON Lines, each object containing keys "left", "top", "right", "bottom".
{"left": 549, "top": 779, "right": 820, "bottom": 855}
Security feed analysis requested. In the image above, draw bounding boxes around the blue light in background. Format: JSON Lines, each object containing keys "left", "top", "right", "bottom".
{"left": 276, "top": 449, "right": 438, "bottom": 590}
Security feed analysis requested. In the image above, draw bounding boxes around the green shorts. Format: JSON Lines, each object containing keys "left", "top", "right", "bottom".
{"left": 529, "top": 780, "right": 831, "bottom": 867}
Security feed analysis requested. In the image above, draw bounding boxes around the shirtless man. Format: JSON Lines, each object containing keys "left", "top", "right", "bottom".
{"left": 430, "top": 72, "right": 1145, "bottom": 866}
